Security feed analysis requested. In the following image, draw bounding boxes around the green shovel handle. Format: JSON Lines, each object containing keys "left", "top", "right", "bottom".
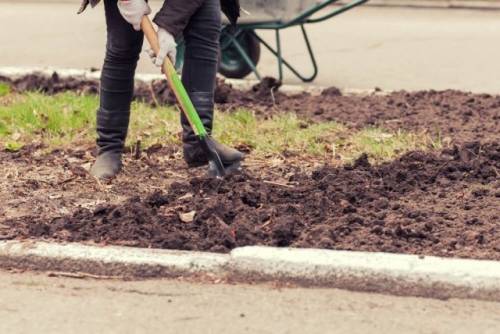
{"left": 141, "top": 16, "right": 207, "bottom": 138}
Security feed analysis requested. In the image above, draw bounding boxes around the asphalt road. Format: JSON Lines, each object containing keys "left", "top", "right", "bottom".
{"left": 1, "top": 1, "right": 499, "bottom": 93}
{"left": 2, "top": 2, "right": 500, "bottom": 333}
{"left": 1, "top": 270, "right": 500, "bottom": 334}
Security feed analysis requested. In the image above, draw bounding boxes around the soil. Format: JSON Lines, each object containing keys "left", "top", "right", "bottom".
{"left": 2, "top": 72, "right": 500, "bottom": 260}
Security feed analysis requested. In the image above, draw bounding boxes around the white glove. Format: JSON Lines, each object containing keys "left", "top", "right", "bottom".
{"left": 117, "top": 0, "right": 151, "bottom": 31}
{"left": 147, "top": 28, "right": 177, "bottom": 67}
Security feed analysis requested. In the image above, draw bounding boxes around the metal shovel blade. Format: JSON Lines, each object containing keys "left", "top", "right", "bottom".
{"left": 200, "top": 135, "right": 226, "bottom": 177}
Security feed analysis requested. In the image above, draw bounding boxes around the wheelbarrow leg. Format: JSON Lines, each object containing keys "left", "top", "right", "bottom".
{"left": 276, "top": 29, "right": 283, "bottom": 81}
{"left": 224, "top": 30, "right": 262, "bottom": 81}
{"left": 251, "top": 24, "right": 318, "bottom": 83}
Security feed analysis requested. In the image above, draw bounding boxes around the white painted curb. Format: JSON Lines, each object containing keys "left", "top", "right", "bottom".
{"left": 0, "top": 241, "right": 229, "bottom": 278}
{"left": 2, "top": 241, "right": 500, "bottom": 302}
{"left": 230, "top": 246, "right": 500, "bottom": 301}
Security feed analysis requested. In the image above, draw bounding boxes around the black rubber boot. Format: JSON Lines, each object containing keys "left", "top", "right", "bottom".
{"left": 90, "top": 109, "right": 130, "bottom": 179}
{"left": 182, "top": 92, "right": 244, "bottom": 167}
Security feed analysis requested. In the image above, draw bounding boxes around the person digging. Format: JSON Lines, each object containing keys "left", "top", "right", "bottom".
{"left": 78, "top": 0, "right": 245, "bottom": 179}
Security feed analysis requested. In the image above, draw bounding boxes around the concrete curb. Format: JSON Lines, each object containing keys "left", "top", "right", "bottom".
{"left": 230, "top": 247, "right": 500, "bottom": 301}
{"left": 0, "top": 241, "right": 229, "bottom": 278}
{"left": 2, "top": 241, "right": 500, "bottom": 302}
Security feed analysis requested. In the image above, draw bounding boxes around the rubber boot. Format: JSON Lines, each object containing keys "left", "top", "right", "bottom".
{"left": 90, "top": 109, "right": 130, "bottom": 179}
{"left": 182, "top": 92, "right": 244, "bottom": 167}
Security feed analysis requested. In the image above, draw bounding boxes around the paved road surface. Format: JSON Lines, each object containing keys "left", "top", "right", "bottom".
{"left": 1, "top": 270, "right": 500, "bottom": 334}
{"left": 1, "top": 1, "right": 499, "bottom": 93}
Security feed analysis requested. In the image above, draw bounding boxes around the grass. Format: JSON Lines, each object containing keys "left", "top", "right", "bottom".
{"left": 346, "top": 128, "right": 428, "bottom": 164}
{"left": 0, "top": 85, "right": 432, "bottom": 164}
{"left": 0, "top": 83, "right": 10, "bottom": 97}
{"left": 0, "top": 91, "right": 98, "bottom": 150}
{"left": 217, "top": 109, "right": 346, "bottom": 155}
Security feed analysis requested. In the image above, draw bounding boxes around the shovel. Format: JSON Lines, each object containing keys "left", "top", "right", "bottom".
{"left": 140, "top": 16, "right": 226, "bottom": 178}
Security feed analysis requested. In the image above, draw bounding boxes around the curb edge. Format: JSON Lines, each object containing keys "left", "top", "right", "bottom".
{"left": 2, "top": 241, "right": 500, "bottom": 302}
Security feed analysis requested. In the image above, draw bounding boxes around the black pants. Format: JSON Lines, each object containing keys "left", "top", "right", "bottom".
{"left": 101, "top": 0, "right": 221, "bottom": 113}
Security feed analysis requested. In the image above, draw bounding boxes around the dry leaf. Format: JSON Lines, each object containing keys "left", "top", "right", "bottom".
{"left": 179, "top": 193, "right": 194, "bottom": 200}
{"left": 179, "top": 211, "right": 196, "bottom": 223}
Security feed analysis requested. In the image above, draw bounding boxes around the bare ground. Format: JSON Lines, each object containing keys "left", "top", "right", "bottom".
{"left": 2, "top": 73, "right": 500, "bottom": 260}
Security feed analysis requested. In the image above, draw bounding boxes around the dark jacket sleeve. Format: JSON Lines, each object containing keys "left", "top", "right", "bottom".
{"left": 221, "top": 0, "right": 240, "bottom": 26}
{"left": 153, "top": 0, "right": 205, "bottom": 38}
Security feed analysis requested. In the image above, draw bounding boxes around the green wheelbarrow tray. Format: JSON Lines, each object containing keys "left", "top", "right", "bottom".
{"left": 175, "top": 0, "right": 368, "bottom": 83}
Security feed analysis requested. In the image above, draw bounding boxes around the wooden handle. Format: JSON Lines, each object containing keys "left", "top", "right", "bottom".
{"left": 140, "top": 16, "right": 199, "bottom": 135}
{"left": 141, "top": 16, "right": 161, "bottom": 57}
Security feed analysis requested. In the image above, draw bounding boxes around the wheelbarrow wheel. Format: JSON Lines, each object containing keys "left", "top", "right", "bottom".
{"left": 218, "top": 30, "right": 261, "bottom": 79}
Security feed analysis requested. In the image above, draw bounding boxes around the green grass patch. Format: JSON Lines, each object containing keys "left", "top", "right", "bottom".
{"left": 0, "top": 89, "right": 433, "bottom": 164}
{"left": 216, "top": 109, "right": 346, "bottom": 155}
{"left": 343, "top": 127, "right": 428, "bottom": 163}
{"left": 128, "top": 101, "right": 181, "bottom": 146}
{"left": 216, "top": 109, "right": 429, "bottom": 163}
{"left": 0, "top": 91, "right": 98, "bottom": 146}
{"left": 0, "top": 83, "right": 10, "bottom": 97}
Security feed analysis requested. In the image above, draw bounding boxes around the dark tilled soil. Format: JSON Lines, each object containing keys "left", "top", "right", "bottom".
{"left": 2, "top": 73, "right": 500, "bottom": 260}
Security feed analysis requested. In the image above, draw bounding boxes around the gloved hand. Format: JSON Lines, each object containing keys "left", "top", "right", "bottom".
{"left": 146, "top": 27, "right": 177, "bottom": 67}
{"left": 117, "top": 0, "right": 151, "bottom": 31}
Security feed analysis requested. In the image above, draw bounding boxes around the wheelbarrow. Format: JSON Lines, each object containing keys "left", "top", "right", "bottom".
{"left": 174, "top": 0, "right": 369, "bottom": 83}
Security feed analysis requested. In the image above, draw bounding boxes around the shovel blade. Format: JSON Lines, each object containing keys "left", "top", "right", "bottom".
{"left": 200, "top": 136, "right": 226, "bottom": 177}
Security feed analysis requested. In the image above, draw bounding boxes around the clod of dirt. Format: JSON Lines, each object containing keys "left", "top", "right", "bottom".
{"left": 321, "top": 87, "right": 342, "bottom": 97}
{"left": 214, "top": 78, "right": 233, "bottom": 104}
{"left": 2, "top": 71, "right": 99, "bottom": 95}
{"left": 133, "top": 79, "right": 177, "bottom": 107}
{"left": 351, "top": 153, "right": 372, "bottom": 170}
{"left": 252, "top": 76, "right": 282, "bottom": 95}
